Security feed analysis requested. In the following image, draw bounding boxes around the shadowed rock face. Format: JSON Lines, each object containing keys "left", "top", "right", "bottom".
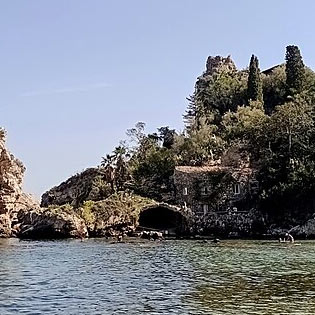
{"left": 138, "top": 205, "right": 189, "bottom": 235}
{"left": 41, "top": 168, "right": 106, "bottom": 207}
{"left": 17, "top": 208, "right": 87, "bottom": 239}
{"left": 139, "top": 207, "right": 184, "bottom": 230}
{"left": 0, "top": 132, "right": 39, "bottom": 237}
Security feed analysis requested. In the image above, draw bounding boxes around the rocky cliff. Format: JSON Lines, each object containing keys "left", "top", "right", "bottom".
{"left": 41, "top": 167, "right": 108, "bottom": 207}
{"left": 205, "top": 55, "right": 236, "bottom": 75}
{"left": 0, "top": 130, "right": 39, "bottom": 237}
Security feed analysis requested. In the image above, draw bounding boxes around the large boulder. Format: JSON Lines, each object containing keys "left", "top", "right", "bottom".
{"left": 17, "top": 206, "right": 88, "bottom": 239}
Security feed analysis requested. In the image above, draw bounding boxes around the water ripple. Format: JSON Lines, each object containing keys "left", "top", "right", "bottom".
{"left": 1, "top": 239, "right": 315, "bottom": 314}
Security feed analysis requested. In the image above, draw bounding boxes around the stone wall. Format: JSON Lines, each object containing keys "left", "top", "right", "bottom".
{"left": 195, "top": 210, "right": 266, "bottom": 237}
{"left": 173, "top": 165, "right": 262, "bottom": 236}
{"left": 174, "top": 166, "right": 257, "bottom": 216}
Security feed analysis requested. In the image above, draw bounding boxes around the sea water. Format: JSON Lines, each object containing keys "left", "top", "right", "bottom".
{"left": 0, "top": 239, "right": 314, "bottom": 314}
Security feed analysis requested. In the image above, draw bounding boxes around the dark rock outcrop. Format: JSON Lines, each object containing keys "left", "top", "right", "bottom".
{"left": 17, "top": 207, "right": 88, "bottom": 239}
{"left": 41, "top": 168, "right": 108, "bottom": 207}
{"left": 194, "top": 210, "right": 266, "bottom": 238}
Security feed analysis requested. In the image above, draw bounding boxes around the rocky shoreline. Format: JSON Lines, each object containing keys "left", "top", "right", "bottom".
{"left": 11, "top": 205, "right": 315, "bottom": 240}
{"left": 2, "top": 130, "right": 315, "bottom": 240}
{"left": 6, "top": 206, "right": 315, "bottom": 241}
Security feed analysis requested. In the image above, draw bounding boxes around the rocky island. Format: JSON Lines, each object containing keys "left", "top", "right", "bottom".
{"left": 3, "top": 45, "right": 315, "bottom": 240}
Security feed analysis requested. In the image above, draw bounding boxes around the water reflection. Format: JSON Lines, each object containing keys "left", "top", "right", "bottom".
{"left": 0, "top": 239, "right": 315, "bottom": 314}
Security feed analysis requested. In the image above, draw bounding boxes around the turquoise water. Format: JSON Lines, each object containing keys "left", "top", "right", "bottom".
{"left": 0, "top": 239, "right": 315, "bottom": 314}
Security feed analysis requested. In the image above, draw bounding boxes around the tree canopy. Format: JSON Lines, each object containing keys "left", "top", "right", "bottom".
{"left": 98, "top": 45, "right": 315, "bottom": 218}
{"left": 247, "top": 55, "right": 263, "bottom": 103}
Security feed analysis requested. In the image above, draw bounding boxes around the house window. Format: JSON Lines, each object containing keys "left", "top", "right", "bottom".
{"left": 232, "top": 183, "right": 241, "bottom": 195}
{"left": 250, "top": 180, "right": 259, "bottom": 192}
{"left": 183, "top": 187, "right": 188, "bottom": 195}
{"left": 201, "top": 186, "right": 209, "bottom": 195}
{"left": 203, "top": 204, "right": 209, "bottom": 215}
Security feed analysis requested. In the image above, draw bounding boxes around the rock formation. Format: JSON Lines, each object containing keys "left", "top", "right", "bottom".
{"left": 41, "top": 167, "right": 107, "bottom": 207}
{"left": 76, "top": 192, "right": 157, "bottom": 237}
{"left": 194, "top": 55, "right": 239, "bottom": 109}
{"left": 0, "top": 130, "right": 39, "bottom": 237}
{"left": 205, "top": 55, "right": 236, "bottom": 75}
{"left": 17, "top": 206, "right": 88, "bottom": 239}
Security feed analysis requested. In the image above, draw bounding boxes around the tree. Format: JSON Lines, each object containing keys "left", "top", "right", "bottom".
{"left": 124, "top": 123, "right": 177, "bottom": 201}
{"left": 101, "top": 145, "right": 130, "bottom": 192}
{"left": 173, "top": 118, "right": 225, "bottom": 165}
{"left": 185, "top": 64, "right": 248, "bottom": 130}
{"left": 268, "top": 100, "right": 314, "bottom": 164}
{"left": 247, "top": 55, "right": 263, "bottom": 102}
{"left": 183, "top": 95, "right": 197, "bottom": 130}
{"left": 131, "top": 147, "right": 176, "bottom": 201}
{"left": 262, "top": 65, "right": 286, "bottom": 113}
{"left": 285, "top": 45, "right": 305, "bottom": 95}
{"left": 157, "top": 126, "right": 176, "bottom": 149}
{"left": 222, "top": 100, "right": 268, "bottom": 146}
{"left": 126, "top": 122, "right": 146, "bottom": 145}
{"left": 256, "top": 99, "right": 315, "bottom": 217}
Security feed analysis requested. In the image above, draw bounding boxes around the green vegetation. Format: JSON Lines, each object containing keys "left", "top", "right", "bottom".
{"left": 43, "top": 45, "right": 315, "bottom": 224}
{"left": 285, "top": 45, "right": 305, "bottom": 96}
{"left": 247, "top": 55, "right": 263, "bottom": 102}
{"left": 78, "top": 192, "right": 156, "bottom": 230}
{"left": 96, "top": 45, "right": 315, "bottom": 220}
{"left": 80, "top": 201, "right": 96, "bottom": 226}
{"left": 47, "top": 204, "right": 75, "bottom": 215}
{"left": 185, "top": 45, "right": 315, "bottom": 219}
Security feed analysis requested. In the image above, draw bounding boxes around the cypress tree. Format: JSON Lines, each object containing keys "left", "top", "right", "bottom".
{"left": 247, "top": 54, "right": 263, "bottom": 102}
{"left": 285, "top": 45, "right": 305, "bottom": 95}
{"left": 184, "top": 95, "right": 197, "bottom": 130}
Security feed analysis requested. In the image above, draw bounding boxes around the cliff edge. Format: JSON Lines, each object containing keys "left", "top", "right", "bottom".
{"left": 0, "top": 130, "right": 39, "bottom": 237}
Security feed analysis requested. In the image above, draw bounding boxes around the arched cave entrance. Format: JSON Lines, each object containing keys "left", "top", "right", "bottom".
{"left": 138, "top": 206, "right": 187, "bottom": 235}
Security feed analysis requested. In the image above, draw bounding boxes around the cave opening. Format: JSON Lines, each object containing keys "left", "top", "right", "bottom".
{"left": 138, "top": 206, "right": 186, "bottom": 235}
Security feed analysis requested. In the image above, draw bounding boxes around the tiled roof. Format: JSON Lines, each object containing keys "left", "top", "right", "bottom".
{"left": 175, "top": 165, "right": 229, "bottom": 173}
{"left": 175, "top": 165, "right": 253, "bottom": 174}
{"left": 262, "top": 64, "right": 282, "bottom": 75}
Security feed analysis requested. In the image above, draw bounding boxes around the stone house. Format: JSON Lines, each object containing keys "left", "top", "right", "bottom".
{"left": 174, "top": 165, "right": 258, "bottom": 218}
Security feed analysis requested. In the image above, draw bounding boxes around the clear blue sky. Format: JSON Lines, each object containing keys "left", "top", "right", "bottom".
{"left": 1, "top": 0, "right": 315, "bottom": 198}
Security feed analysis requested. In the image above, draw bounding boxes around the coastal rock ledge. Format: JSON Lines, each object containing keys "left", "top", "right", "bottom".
{"left": 17, "top": 207, "right": 88, "bottom": 239}
{"left": 0, "top": 130, "right": 39, "bottom": 237}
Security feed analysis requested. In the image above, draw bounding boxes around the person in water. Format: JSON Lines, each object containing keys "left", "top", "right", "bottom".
{"left": 285, "top": 233, "right": 294, "bottom": 243}
{"left": 279, "top": 233, "right": 294, "bottom": 243}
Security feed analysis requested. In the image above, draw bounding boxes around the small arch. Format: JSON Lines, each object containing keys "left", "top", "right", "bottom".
{"left": 138, "top": 204, "right": 188, "bottom": 236}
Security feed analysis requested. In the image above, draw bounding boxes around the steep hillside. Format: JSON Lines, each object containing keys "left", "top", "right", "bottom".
{"left": 0, "top": 130, "right": 39, "bottom": 237}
